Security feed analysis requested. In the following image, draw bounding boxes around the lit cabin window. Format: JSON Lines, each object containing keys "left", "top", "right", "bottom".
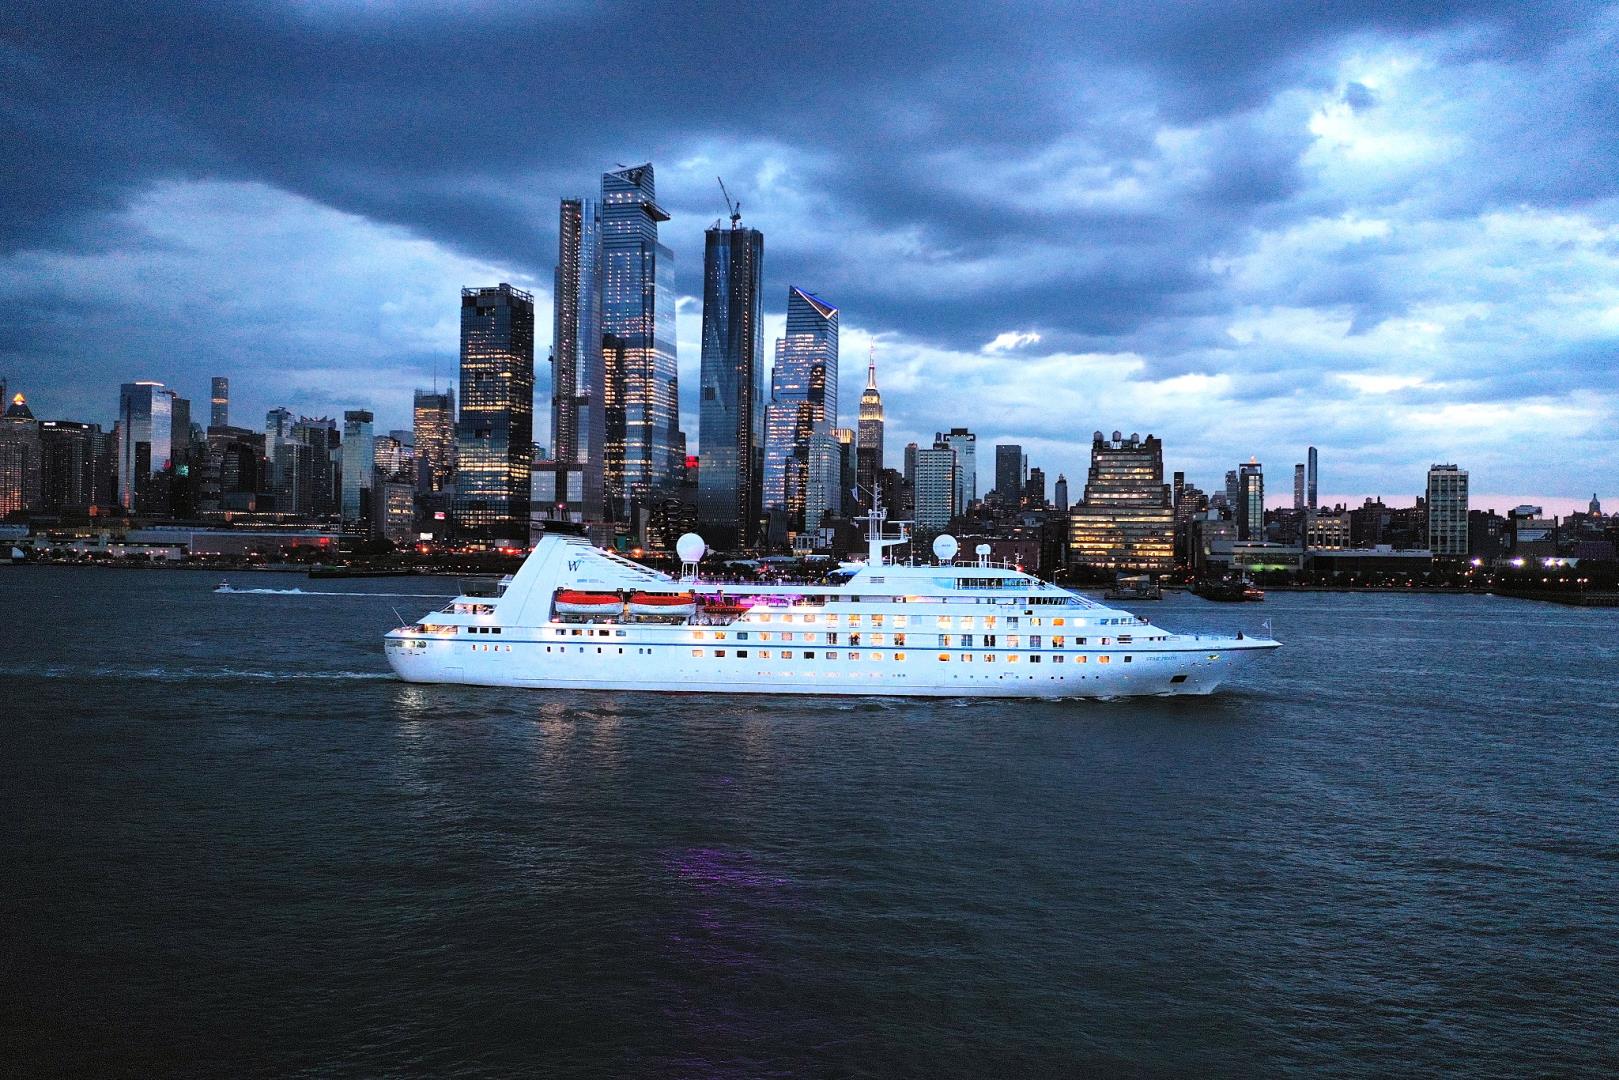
{"left": 825, "top": 651, "right": 838, "bottom": 660}
{"left": 848, "top": 652, "right": 861, "bottom": 661}
{"left": 936, "top": 616, "right": 951, "bottom": 630}
{"left": 985, "top": 654, "right": 997, "bottom": 663}
{"left": 895, "top": 616, "right": 909, "bottom": 628}
{"left": 716, "top": 650, "right": 726, "bottom": 658}
{"left": 893, "top": 653, "right": 904, "bottom": 662}
{"left": 1076, "top": 655, "right": 1087, "bottom": 664}
{"left": 691, "top": 649, "right": 704, "bottom": 657}
{"left": 1053, "top": 618, "right": 1065, "bottom": 627}
{"left": 693, "top": 631, "right": 706, "bottom": 640}
{"left": 937, "top": 653, "right": 949, "bottom": 662}
{"left": 1099, "top": 655, "right": 1111, "bottom": 665}
{"left": 1008, "top": 654, "right": 1019, "bottom": 663}
{"left": 871, "top": 633, "right": 886, "bottom": 647}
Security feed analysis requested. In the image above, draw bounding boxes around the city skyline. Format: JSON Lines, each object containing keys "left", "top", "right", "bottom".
{"left": 2, "top": 4, "right": 1616, "bottom": 514}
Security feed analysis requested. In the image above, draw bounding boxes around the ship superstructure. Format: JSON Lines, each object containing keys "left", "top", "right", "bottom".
{"left": 384, "top": 511, "right": 1279, "bottom": 697}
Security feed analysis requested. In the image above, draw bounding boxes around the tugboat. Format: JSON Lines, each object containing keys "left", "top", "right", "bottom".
{"left": 1191, "top": 577, "right": 1249, "bottom": 602}
{"left": 383, "top": 505, "right": 1281, "bottom": 698}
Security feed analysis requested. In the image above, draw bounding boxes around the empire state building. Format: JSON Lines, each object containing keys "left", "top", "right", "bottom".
{"left": 856, "top": 349, "right": 884, "bottom": 508}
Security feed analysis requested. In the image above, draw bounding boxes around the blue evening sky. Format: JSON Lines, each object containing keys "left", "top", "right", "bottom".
{"left": 1, "top": 1, "right": 1614, "bottom": 512}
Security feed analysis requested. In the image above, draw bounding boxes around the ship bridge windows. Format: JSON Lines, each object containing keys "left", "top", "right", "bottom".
{"left": 953, "top": 577, "right": 1004, "bottom": 589}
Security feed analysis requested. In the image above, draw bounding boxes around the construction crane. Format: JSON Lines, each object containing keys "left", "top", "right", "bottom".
{"left": 717, "top": 176, "right": 741, "bottom": 228}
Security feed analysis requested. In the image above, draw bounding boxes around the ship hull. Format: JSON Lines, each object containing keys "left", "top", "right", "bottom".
{"left": 385, "top": 634, "right": 1278, "bottom": 698}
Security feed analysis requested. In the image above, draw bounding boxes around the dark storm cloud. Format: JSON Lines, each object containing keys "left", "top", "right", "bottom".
{"left": 4, "top": 1, "right": 1602, "bottom": 274}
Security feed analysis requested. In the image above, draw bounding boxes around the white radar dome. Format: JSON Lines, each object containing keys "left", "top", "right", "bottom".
{"left": 932, "top": 534, "right": 959, "bottom": 562}
{"left": 675, "top": 533, "right": 707, "bottom": 564}
{"left": 976, "top": 543, "right": 992, "bottom": 556}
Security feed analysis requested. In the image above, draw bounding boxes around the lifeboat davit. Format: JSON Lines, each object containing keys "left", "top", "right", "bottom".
{"left": 627, "top": 591, "right": 697, "bottom": 618}
{"left": 554, "top": 590, "right": 622, "bottom": 615}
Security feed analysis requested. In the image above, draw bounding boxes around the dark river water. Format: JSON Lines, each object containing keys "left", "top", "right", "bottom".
{"left": 4, "top": 566, "right": 1616, "bottom": 1078}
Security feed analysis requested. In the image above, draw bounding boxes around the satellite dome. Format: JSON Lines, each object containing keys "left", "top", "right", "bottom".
{"left": 975, "top": 543, "right": 991, "bottom": 556}
{"left": 675, "top": 533, "right": 707, "bottom": 564}
{"left": 932, "top": 534, "right": 959, "bottom": 562}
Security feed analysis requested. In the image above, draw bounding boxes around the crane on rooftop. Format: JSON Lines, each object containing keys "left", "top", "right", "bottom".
{"left": 717, "top": 176, "right": 741, "bottom": 229}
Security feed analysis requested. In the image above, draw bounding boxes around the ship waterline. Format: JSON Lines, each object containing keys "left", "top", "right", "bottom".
{"left": 384, "top": 517, "right": 1279, "bottom": 698}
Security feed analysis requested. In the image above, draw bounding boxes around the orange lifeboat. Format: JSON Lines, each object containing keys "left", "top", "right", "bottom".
{"left": 554, "top": 590, "right": 622, "bottom": 615}
{"left": 699, "top": 596, "right": 751, "bottom": 616}
{"left": 628, "top": 591, "right": 697, "bottom": 618}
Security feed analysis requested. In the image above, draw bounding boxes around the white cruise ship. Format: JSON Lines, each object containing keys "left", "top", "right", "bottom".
{"left": 384, "top": 512, "right": 1279, "bottom": 698}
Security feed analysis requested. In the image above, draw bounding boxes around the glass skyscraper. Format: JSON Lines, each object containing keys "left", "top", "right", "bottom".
{"left": 1238, "top": 460, "right": 1264, "bottom": 541}
{"left": 696, "top": 220, "right": 765, "bottom": 548}
{"left": 209, "top": 377, "right": 229, "bottom": 429}
{"left": 762, "top": 286, "right": 840, "bottom": 532}
{"left": 454, "top": 283, "right": 535, "bottom": 542}
{"left": 340, "top": 409, "right": 374, "bottom": 527}
{"left": 601, "top": 164, "right": 678, "bottom": 516}
{"left": 994, "top": 444, "right": 1025, "bottom": 505}
{"left": 940, "top": 427, "right": 977, "bottom": 511}
{"left": 412, "top": 388, "right": 455, "bottom": 493}
{"left": 117, "top": 380, "right": 183, "bottom": 512}
{"left": 551, "top": 197, "right": 606, "bottom": 525}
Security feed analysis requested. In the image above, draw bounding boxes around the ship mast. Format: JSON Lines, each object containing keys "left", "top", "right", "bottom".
{"left": 860, "top": 484, "right": 910, "bottom": 568}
